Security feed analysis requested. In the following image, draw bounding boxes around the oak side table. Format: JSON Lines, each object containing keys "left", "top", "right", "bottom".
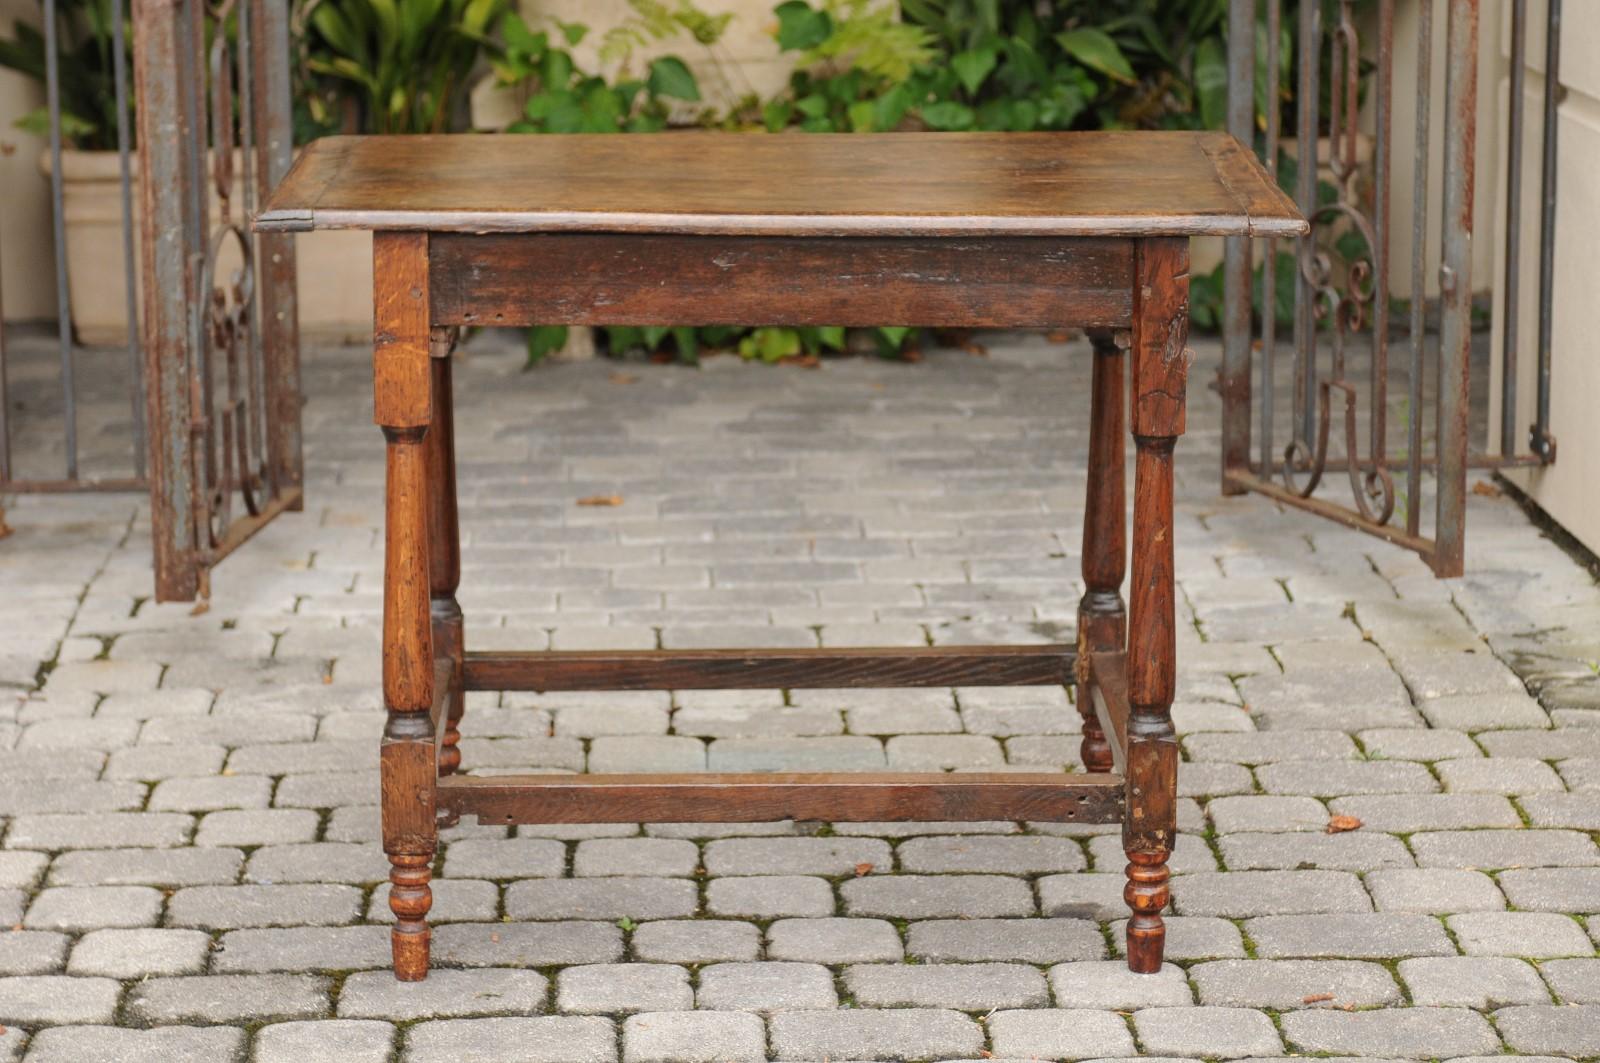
{"left": 257, "top": 130, "right": 1304, "bottom": 981}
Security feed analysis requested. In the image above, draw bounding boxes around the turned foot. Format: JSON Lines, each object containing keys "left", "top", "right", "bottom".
{"left": 389, "top": 852, "right": 433, "bottom": 980}
{"left": 1124, "top": 848, "right": 1170, "bottom": 973}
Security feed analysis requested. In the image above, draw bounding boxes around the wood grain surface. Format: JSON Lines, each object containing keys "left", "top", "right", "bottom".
{"left": 257, "top": 131, "right": 1306, "bottom": 238}
{"left": 428, "top": 233, "right": 1136, "bottom": 329}
{"left": 463, "top": 645, "right": 1075, "bottom": 691}
{"left": 437, "top": 771, "right": 1125, "bottom": 826}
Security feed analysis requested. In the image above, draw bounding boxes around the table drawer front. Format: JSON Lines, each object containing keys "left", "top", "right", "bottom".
{"left": 428, "top": 233, "right": 1135, "bottom": 329}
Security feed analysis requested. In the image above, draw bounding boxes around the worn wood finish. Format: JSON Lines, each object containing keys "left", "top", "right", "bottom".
{"left": 1076, "top": 329, "right": 1129, "bottom": 775}
{"left": 331, "top": 132, "right": 1301, "bottom": 981}
{"left": 375, "top": 231, "right": 438, "bottom": 982}
{"left": 256, "top": 132, "right": 1307, "bottom": 239}
{"left": 428, "top": 233, "right": 1135, "bottom": 329}
{"left": 424, "top": 348, "right": 464, "bottom": 776}
{"left": 464, "top": 645, "right": 1075, "bottom": 692}
{"left": 372, "top": 233, "right": 432, "bottom": 429}
{"left": 1089, "top": 651, "right": 1130, "bottom": 775}
{"left": 437, "top": 772, "right": 1124, "bottom": 826}
{"left": 1122, "top": 238, "right": 1188, "bottom": 975}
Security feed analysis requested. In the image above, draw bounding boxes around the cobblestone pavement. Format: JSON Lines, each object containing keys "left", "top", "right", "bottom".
{"left": 1, "top": 331, "right": 1597, "bottom": 1063}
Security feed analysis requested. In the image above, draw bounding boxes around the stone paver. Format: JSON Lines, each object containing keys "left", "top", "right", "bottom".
{"left": 1133, "top": 1006, "right": 1283, "bottom": 1058}
{"left": 1397, "top": 956, "right": 1551, "bottom": 1007}
{"left": 1281, "top": 1007, "right": 1502, "bottom": 1058}
{"left": 768, "top": 1008, "right": 983, "bottom": 1060}
{"left": 622, "top": 1011, "right": 766, "bottom": 1063}
{"left": 21, "top": 1025, "right": 244, "bottom": 1063}
{"left": 988, "top": 1008, "right": 1137, "bottom": 1059}
{"left": 403, "top": 1015, "right": 617, "bottom": 1063}
{"left": 3, "top": 333, "right": 1598, "bottom": 1062}
{"left": 254, "top": 1020, "right": 396, "bottom": 1063}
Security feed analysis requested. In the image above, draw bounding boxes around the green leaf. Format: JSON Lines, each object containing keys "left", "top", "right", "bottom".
{"left": 646, "top": 55, "right": 699, "bottom": 101}
{"left": 874, "top": 326, "right": 914, "bottom": 355}
{"left": 847, "top": 99, "right": 877, "bottom": 132}
{"left": 526, "top": 325, "right": 568, "bottom": 363}
{"left": 558, "top": 19, "right": 588, "bottom": 46}
{"left": 793, "top": 94, "right": 828, "bottom": 118}
{"left": 670, "top": 327, "right": 700, "bottom": 364}
{"left": 919, "top": 100, "right": 975, "bottom": 131}
{"left": 951, "top": 47, "right": 997, "bottom": 97}
{"left": 739, "top": 326, "right": 801, "bottom": 362}
{"left": 1056, "top": 28, "right": 1136, "bottom": 84}
{"left": 773, "top": 0, "right": 831, "bottom": 52}
{"left": 540, "top": 48, "right": 574, "bottom": 89}
{"left": 762, "top": 99, "right": 795, "bottom": 132}
{"left": 499, "top": 13, "right": 544, "bottom": 56}
{"left": 815, "top": 325, "right": 847, "bottom": 351}
{"left": 1193, "top": 35, "right": 1227, "bottom": 130}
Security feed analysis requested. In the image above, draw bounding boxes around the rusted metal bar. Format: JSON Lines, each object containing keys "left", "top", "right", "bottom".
{"left": 1406, "top": 0, "right": 1433, "bottom": 538}
{"left": 1258, "top": 0, "right": 1281, "bottom": 480}
{"left": 250, "top": 0, "right": 304, "bottom": 502}
{"left": 1532, "top": 0, "right": 1560, "bottom": 463}
{"left": 1432, "top": 0, "right": 1478, "bottom": 578}
{"left": 112, "top": 0, "right": 146, "bottom": 479}
{"left": 1369, "top": 0, "right": 1394, "bottom": 472}
{"left": 1501, "top": 0, "right": 1527, "bottom": 460}
{"left": 1220, "top": 0, "right": 1255, "bottom": 494}
{"left": 133, "top": 0, "right": 203, "bottom": 601}
{"left": 1292, "top": 0, "right": 1319, "bottom": 451}
{"left": 42, "top": 0, "right": 78, "bottom": 479}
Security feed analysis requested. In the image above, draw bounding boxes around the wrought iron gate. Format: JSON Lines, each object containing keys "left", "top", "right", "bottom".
{"left": 1220, "top": 0, "right": 1560, "bottom": 577}
{"left": 132, "top": 0, "right": 303, "bottom": 601}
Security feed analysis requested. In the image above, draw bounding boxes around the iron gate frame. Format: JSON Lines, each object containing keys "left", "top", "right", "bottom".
{"left": 1219, "top": 0, "right": 1560, "bottom": 578}
{"left": 133, "top": 0, "right": 303, "bottom": 601}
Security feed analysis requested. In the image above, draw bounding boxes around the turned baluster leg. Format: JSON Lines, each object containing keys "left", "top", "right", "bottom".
{"left": 426, "top": 329, "right": 464, "bottom": 776}
{"left": 375, "top": 233, "right": 438, "bottom": 981}
{"left": 1076, "top": 329, "right": 1128, "bottom": 774}
{"left": 1124, "top": 238, "right": 1189, "bottom": 974}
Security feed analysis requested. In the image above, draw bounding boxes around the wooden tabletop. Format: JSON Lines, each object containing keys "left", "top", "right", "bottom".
{"left": 255, "top": 130, "right": 1305, "bottom": 239}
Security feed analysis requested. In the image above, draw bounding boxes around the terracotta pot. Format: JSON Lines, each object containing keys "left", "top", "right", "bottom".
{"left": 43, "top": 148, "right": 373, "bottom": 346}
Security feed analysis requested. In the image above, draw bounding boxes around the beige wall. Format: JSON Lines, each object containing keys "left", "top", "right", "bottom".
{"left": 0, "top": 0, "right": 57, "bottom": 321}
{"left": 1488, "top": 0, "right": 1598, "bottom": 551}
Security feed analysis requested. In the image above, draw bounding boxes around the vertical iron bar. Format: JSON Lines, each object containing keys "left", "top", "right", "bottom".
{"left": 1406, "top": 0, "right": 1433, "bottom": 538}
{"left": 112, "top": 0, "right": 146, "bottom": 479}
{"left": 1369, "top": 0, "right": 1393, "bottom": 468}
{"left": 1433, "top": 0, "right": 1477, "bottom": 578}
{"left": 251, "top": 0, "right": 303, "bottom": 502}
{"left": 1293, "top": 0, "right": 1320, "bottom": 449}
{"left": 1221, "top": 0, "right": 1256, "bottom": 489}
{"left": 237, "top": 0, "right": 268, "bottom": 473}
{"left": 1500, "top": 0, "right": 1526, "bottom": 459}
{"left": 43, "top": 0, "right": 78, "bottom": 479}
{"left": 134, "top": 0, "right": 203, "bottom": 601}
{"left": 1259, "top": 0, "right": 1281, "bottom": 477}
{"left": 0, "top": 210, "right": 9, "bottom": 480}
{"left": 1532, "top": 0, "right": 1560, "bottom": 462}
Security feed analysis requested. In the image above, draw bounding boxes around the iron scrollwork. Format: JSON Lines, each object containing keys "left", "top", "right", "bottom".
{"left": 1281, "top": 0, "right": 1395, "bottom": 527}
{"left": 192, "top": 0, "right": 269, "bottom": 549}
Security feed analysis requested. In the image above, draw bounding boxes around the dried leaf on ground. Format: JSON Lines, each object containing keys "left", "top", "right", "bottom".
{"left": 1326, "top": 815, "right": 1362, "bottom": 834}
{"left": 577, "top": 495, "right": 624, "bottom": 507}
{"left": 1472, "top": 480, "right": 1503, "bottom": 498}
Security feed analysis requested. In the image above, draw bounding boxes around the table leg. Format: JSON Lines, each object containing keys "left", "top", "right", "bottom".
{"left": 1124, "top": 238, "right": 1189, "bottom": 973}
{"left": 426, "top": 333, "right": 464, "bottom": 776}
{"left": 1077, "top": 329, "right": 1127, "bottom": 773}
{"left": 374, "top": 233, "right": 438, "bottom": 981}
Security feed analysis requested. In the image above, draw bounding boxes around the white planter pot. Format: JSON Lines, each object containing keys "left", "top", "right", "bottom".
{"left": 46, "top": 148, "right": 373, "bottom": 347}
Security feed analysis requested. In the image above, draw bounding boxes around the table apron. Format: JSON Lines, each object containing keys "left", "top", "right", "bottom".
{"left": 426, "top": 232, "right": 1137, "bottom": 329}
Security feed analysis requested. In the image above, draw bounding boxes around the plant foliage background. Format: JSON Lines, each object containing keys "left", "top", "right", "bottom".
{"left": 0, "top": 0, "right": 1374, "bottom": 364}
